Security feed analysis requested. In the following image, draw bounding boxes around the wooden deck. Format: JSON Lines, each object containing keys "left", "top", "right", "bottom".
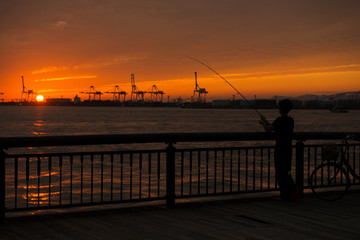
{"left": 1, "top": 190, "right": 360, "bottom": 240}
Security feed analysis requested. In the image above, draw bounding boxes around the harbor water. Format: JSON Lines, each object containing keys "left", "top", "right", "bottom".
{"left": 1, "top": 106, "right": 360, "bottom": 137}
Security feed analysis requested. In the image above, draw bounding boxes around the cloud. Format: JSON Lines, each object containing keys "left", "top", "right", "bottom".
{"left": 297, "top": 64, "right": 360, "bottom": 72}
{"left": 38, "top": 88, "right": 80, "bottom": 93}
{"left": 253, "top": 70, "right": 360, "bottom": 80}
{"left": 54, "top": 21, "right": 67, "bottom": 29}
{"left": 32, "top": 56, "right": 144, "bottom": 74}
{"left": 35, "top": 76, "right": 97, "bottom": 82}
{"left": 79, "top": 56, "right": 145, "bottom": 69}
{"left": 223, "top": 64, "right": 360, "bottom": 80}
{"left": 32, "top": 66, "right": 70, "bottom": 74}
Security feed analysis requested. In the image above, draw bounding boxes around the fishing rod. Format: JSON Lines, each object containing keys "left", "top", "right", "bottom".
{"left": 187, "top": 56, "right": 262, "bottom": 116}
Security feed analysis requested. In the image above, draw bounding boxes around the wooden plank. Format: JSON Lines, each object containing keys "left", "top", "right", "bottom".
{"left": 1, "top": 191, "right": 360, "bottom": 240}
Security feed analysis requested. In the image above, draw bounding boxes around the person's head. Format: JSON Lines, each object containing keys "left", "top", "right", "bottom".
{"left": 278, "top": 99, "right": 293, "bottom": 115}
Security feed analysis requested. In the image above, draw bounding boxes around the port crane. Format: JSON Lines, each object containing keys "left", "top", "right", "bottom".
{"left": 148, "top": 85, "right": 165, "bottom": 103}
{"left": 193, "top": 72, "right": 208, "bottom": 103}
{"left": 130, "top": 74, "right": 146, "bottom": 102}
{"left": 80, "top": 86, "right": 102, "bottom": 101}
{"left": 105, "top": 85, "right": 127, "bottom": 102}
{"left": 21, "top": 76, "right": 34, "bottom": 102}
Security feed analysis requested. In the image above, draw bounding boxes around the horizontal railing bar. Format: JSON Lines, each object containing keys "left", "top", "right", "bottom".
{"left": 176, "top": 146, "right": 276, "bottom": 152}
{"left": 176, "top": 183, "right": 350, "bottom": 200}
{"left": 6, "top": 149, "right": 166, "bottom": 158}
{"left": 176, "top": 189, "right": 280, "bottom": 199}
{"left": 1, "top": 132, "right": 359, "bottom": 148}
{"left": 6, "top": 146, "right": 278, "bottom": 158}
{"left": 6, "top": 196, "right": 167, "bottom": 213}
{"left": 183, "top": 183, "right": 360, "bottom": 197}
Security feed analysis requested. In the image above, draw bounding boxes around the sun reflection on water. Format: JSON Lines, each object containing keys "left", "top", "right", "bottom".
{"left": 33, "top": 119, "right": 47, "bottom": 135}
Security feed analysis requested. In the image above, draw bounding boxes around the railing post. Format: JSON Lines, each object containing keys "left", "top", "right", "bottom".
{"left": 0, "top": 147, "right": 6, "bottom": 223}
{"left": 295, "top": 140, "right": 304, "bottom": 194}
{"left": 166, "top": 141, "right": 176, "bottom": 208}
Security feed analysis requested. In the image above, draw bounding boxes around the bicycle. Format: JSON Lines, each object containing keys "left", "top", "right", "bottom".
{"left": 310, "top": 135, "right": 360, "bottom": 201}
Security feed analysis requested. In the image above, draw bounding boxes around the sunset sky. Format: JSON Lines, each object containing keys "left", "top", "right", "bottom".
{"left": 1, "top": 0, "right": 360, "bottom": 101}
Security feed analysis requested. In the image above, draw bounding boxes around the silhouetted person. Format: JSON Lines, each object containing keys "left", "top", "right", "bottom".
{"left": 260, "top": 99, "right": 299, "bottom": 201}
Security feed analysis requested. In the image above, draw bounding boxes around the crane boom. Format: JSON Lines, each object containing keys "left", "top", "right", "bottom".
{"left": 22, "top": 76, "right": 26, "bottom": 93}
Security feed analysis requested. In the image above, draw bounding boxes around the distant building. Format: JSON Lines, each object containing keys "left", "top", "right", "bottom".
{"left": 304, "top": 100, "right": 330, "bottom": 109}
{"left": 212, "top": 99, "right": 231, "bottom": 106}
{"left": 173, "top": 97, "right": 184, "bottom": 104}
{"left": 291, "top": 100, "right": 304, "bottom": 109}
{"left": 337, "top": 99, "right": 360, "bottom": 109}
{"left": 46, "top": 98, "right": 72, "bottom": 105}
{"left": 253, "top": 99, "right": 277, "bottom": 109}
{"left": 74, "top": 95, "right": 81, "bottom": 103}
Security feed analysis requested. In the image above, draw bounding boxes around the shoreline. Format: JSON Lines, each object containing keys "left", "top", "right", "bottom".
{"left": 1, "top": 101, "right": 359, "bottom": 110}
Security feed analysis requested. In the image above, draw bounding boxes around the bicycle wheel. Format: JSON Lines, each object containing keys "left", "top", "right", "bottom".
{"left": 310, "top": 162, "right": 350, "bottom": 201}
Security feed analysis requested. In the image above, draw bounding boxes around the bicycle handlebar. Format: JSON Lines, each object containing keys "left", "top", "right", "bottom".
{"left": 344, "top": 134, "right": 360, "bottom": 142}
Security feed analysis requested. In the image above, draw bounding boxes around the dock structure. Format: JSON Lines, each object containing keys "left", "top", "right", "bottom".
{"left": 148, "top": 85, "right": 165, "bottom": 103}
{"left": 130, "top": 74, "right": 146, "bottom": 102}
{"left": 2, "top": 190, "right": 360, "bottom": 239}
{"left": 80, "top": 86, "right": 102, "bottom": 101}
{"left": 105, "top": 85, "right": 127, "bottom": 102}
{"left": 21, "top": 76, "right": 34, "bottom": 102}
{"left": 193, "top": 72, "right": 208, "bottom": 103}
{"left": 1, "top": 131, "right": 360, "bottom": 239}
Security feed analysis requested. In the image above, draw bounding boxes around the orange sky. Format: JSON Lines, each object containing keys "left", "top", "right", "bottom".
{"left": 1, "top": 0, "right": 360, "bottom": 102}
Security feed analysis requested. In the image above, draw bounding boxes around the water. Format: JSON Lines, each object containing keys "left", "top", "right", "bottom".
{"left": 1, "top": 106, "right": 360, "bottom": 137}
{"left": 1, "top": 106, "right": 360, "bottom": 154}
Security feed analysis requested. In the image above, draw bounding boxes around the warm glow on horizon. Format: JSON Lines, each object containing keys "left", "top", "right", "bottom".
{"left": 36, "top": 95, "right": 44, "bottom": 102}
{"left": 1, "top": 1, "right": 359, "bottom": 102}
{"left": 1, "top": 66, "right": 359, "bottom": 101}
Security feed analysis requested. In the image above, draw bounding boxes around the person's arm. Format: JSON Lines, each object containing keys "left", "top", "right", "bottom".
{"left": 260, "top": 115, "right": 274, "bottom": 132}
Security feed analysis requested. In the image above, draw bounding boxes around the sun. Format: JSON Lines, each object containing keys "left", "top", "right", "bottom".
{"left": 36, "top": 95, "right": 44, "bottom": 102}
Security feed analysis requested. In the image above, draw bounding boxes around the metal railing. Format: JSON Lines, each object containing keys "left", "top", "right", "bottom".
{"left": 1, "top": 132, "right": 360, "bottom": 222}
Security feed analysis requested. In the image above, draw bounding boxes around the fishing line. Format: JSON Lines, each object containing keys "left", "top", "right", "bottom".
{"left": 187, "top": 56, "right": 262, "bottom": 116}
